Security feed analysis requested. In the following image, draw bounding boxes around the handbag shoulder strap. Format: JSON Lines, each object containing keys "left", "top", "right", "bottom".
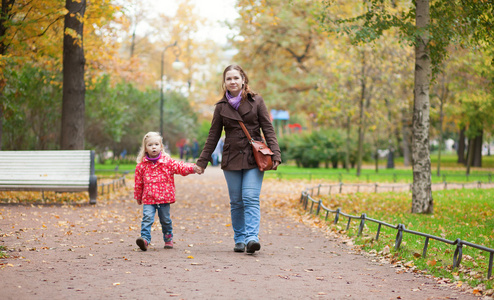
{"left": 238, "top": 121, "right": 254, "bottom": 144}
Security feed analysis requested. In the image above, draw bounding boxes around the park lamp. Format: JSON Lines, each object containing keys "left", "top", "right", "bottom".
{"left": 160, "top": 41, "right": 184, "bottom": 136}
{"left": 172, "top": 58, "right": 185, "bottom": 70}
{"left": 171, "top": 43, "right": 184, "bottom": 71}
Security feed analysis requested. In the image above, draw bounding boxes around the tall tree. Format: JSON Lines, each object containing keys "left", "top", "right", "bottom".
{"left": 233, "top": 0, "right": 325, "bottom": 113}
{"left": 411, "top": 0, "right": 433, "bottom": 213}
{"left": 319, "top": 0, "right": 494, "bottom": 214}
{"left": 61, "top": 0, "right": 86, "bottom": 149}
{"left": 0, "top": 0, "right": 16, "bottom": 149}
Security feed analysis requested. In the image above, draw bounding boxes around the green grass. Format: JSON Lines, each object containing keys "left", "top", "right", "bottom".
{"left": 307, "top": 188, "right": 494, "bottom": 289}
{"left": 96, "top": 153, "right": 494, "bottom": 182}
{"left": 264, "top": 164, "right": 493, "bottom": 183}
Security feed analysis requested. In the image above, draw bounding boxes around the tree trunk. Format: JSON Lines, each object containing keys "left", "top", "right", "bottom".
{"left": 466, "top": 137, "right": 474, "bottom": 175}
{"left": 356, "top": 49, "right": 366, "bottom": 177}
{"left": 345, "top": 115, "right": 350, "bottom": 172}
{"left": 130, "top": 29, "right": 136, "bottom": 58}
{"left": 374, "top": 148, "right": 379, "bottom": 173}
{"left": 436, "top": 71, "right": 449, "bottom": 176}
{"left": 401, "top": 109, "right": 411, "bottom": 167}
{"left": 387, "top": 149, "right": 395, "bottom": 169}
{"left": 61, "top": 0, "right": 86, "bottom": 150}
{"left": 0, "top": 0, "right": 16, "bottom": 150}
{"left": 457, "top": 127, "right": 466, "bottom": 164}
{"left": 473, "top": 131, "right": 483, "bottom": 167}
{"left": 0, "top": 95, "right": 3, "bottom": 149}
{"left": 436, "top": 93, "right": 444, "bottom": 176}
{"left": 411, "top": 0, "right": 433, "bottom": 214}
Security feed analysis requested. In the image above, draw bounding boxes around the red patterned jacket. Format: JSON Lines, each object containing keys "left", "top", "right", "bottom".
{"left": 134, "top": 155, "right": 195, "bottom": 205}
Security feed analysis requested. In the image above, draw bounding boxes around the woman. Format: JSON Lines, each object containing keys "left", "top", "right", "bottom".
{"left": 196, "top": 65, "right": 281, "bottom": 254}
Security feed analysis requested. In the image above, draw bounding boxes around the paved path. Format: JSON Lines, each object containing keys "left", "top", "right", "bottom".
{"left": 0, "top": 167, "right": 480, "bottom": 299}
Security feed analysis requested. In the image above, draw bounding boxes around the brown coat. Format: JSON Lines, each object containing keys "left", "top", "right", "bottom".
{"left": 197, "top": 93, "right": 281, "bottom": 171}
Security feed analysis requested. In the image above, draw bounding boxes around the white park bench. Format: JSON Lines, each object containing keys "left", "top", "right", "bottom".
{"left": 0, "top": 150, "right": 98, "bottom": 204}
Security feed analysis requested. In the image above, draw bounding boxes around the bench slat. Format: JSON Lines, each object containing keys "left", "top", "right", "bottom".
{"left": 0, "top": 186, "right": 89, "bottom": 192}
{"left": 0, "top": 150, "right": 97, "bottom": 203}
{"left": 0, "top": 179, "right": 89, "bottom": 184}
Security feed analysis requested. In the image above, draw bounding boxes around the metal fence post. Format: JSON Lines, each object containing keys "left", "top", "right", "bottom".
{"left": 395, "top": 224, "right": 404, "bottom": 250}
{"left": 334, "top": 208, "right": 340, "bottom": 224}
{"left": 422, "top": 236, "right": 430, "bottom": 258}
{"left": 453, "top": 239, "right": 463, "bottom": 269}
{"left": 357, "top": 213, "right": 366, "bottom": 236}
{"left": 316, "top": 199, "right": 322, "bottom": 215}
{"left": 488, "top": 252, "right": 493, "bottom": 279}
{"left": 375, "top": 223, "right": 382, "bottom": 241}
{"left": 346, "top": 217, "right": 352, "bottom": 231}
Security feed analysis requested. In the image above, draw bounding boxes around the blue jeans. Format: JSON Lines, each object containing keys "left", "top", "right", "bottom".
{"left": 140, "top": 204, "right": 173, "bottom": 243}
{"left": 223, "top": 168, "right": 264, "bottom": 244}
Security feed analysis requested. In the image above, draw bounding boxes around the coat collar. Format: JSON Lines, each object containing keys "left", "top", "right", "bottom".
{"left": 218, "top": 93, "right": 254, "bottom": 121}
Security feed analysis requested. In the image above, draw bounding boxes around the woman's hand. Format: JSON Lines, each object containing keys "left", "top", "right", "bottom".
{"left": 272, "top": 160, "right": 280, "bottom": 170}
{"left": 195, "top": 166, "right": 204, "bottom": 174}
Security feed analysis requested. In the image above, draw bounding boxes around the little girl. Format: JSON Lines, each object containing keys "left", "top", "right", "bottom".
{"left": 134, "top": 131, "right": 201, "bottom": 251}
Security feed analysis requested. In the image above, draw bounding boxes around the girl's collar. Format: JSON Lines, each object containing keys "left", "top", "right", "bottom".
{"left": 145, "top": 152, "right": 162, "bottom": 162}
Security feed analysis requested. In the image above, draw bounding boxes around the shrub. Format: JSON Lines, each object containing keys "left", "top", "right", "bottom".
{"left": 279, "top": 129, "right": 372, "bottom": 169}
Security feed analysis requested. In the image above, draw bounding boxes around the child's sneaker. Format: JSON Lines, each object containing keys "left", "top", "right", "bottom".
{"left": 164, "top": 241, "right": 173, "bottom": 249}
{"left": 136, "top": 237, "right": 148, "bottom": 251}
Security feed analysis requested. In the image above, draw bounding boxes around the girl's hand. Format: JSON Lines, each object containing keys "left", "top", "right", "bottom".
{"left": 136, "top": 199, "right": 142, "bottom": 205}
{"left": 194, "top": 165, "right": 204, "bottom": 174}
{"left": 272, "top": 160, "right": 280, "bottom": 170}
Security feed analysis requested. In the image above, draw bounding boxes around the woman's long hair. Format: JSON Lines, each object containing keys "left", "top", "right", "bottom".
{"left": 136, "top": 131, "right": 168, "bottom": 163}
{"left": 221, "top": 65, "right": 257, "bottom": 103}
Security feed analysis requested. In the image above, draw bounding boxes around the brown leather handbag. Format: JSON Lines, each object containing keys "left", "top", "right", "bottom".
{"left": 238, "top": 121, "right": 274, "bottom": 171}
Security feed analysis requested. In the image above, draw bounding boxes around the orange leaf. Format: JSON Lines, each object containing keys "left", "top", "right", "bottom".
{"left": 427, "top": 260, "right": 437, "bottom": 266}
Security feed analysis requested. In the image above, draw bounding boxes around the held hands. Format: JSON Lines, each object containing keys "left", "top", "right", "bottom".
{"left": 272, "top": 160, "right": 280, "bottom": 170}
{"left": 193, "top": 164, "right": 204, "bottom": 175}
{"left": 136, "top": 199, "right": 142, "bottom": 205}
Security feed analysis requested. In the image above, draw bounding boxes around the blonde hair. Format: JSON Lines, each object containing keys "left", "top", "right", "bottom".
{"left": 136, "top": 131, "right": 168, "bottom": 163}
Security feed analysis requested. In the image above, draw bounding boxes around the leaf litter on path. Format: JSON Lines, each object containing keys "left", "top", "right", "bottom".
{"left": 0, "top": 167, "right": 482, "bottom": 299}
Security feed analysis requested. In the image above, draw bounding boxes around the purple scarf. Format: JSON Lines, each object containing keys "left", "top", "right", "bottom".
{"left": 146, "top": 152, "right": 161, "bottom": 163}
{"left": 226, "top": 90, "right": 242, "bottom": 110}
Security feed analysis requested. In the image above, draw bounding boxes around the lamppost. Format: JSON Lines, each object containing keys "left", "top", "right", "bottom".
{"left": 160, "top": 41, "right": 184, "bottom": 136}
